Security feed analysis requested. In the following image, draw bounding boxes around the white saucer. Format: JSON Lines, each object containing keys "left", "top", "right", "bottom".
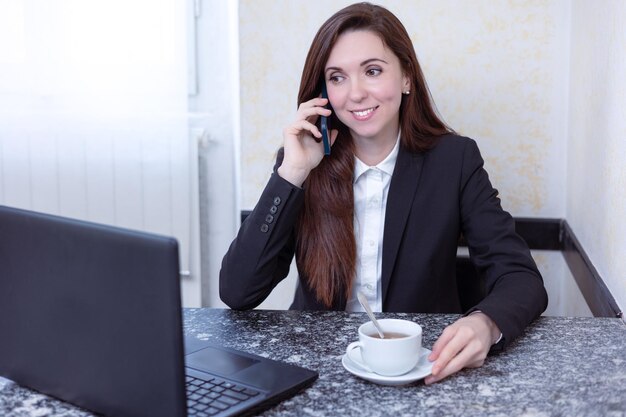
{"left": 341, "top": 347, "right": 433, "bottom": 386}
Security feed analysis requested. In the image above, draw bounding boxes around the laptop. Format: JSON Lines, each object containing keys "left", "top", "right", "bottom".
{"left": 0, "top": 205, "right": 318, "bottom": 417}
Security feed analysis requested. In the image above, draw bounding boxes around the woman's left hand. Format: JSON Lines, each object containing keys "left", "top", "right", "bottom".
{"left": 424, "top": 312, "right": 500, "bottom": 385}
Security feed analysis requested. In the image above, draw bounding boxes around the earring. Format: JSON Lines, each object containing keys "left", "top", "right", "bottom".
{"left": 403, "top": 90, "right": 410, "bottom": 95}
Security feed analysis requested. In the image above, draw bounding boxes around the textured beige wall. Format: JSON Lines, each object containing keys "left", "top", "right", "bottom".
{"left": 567, "top": 1, "right": 626, "bottom": 313}
{"left": 239, "top": 0, "right": 570, "bottom": 218}
{"left": 238, "top": 0, "right": 583, "bottom": 312}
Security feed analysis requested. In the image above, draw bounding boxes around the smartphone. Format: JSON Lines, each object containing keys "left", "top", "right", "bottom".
{"left": 320, "top": 82, "right": 332, "bottom": 155}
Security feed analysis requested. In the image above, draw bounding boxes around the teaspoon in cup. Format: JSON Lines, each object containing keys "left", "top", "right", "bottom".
{"left": 357, "top": 291, "right": 385, "bottom": 339}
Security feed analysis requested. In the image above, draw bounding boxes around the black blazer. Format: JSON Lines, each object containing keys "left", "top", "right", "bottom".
{"left": 220, "top": 134, "right": 548, "bottom": 348}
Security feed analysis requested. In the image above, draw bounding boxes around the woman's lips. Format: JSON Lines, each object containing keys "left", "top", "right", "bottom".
{"left": 350, "top": 106, "right": 378, "bottom": 121}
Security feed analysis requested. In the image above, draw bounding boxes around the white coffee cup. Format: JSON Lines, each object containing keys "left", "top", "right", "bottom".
{"left": 346, "top": 319, "right": 422, "bottom": 376}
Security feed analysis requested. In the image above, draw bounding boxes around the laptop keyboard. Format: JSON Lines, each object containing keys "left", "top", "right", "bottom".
{"left": 186, "top": 375, "right": 261, "bottom": 416}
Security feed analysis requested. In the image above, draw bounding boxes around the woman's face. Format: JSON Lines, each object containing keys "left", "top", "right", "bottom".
{"left": 324, "top": 30, "right": 409, "bottom": 145}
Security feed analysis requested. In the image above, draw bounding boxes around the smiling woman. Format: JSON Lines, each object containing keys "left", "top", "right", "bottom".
{"left": 220, "top": 2, "right": 548, "bottom": 385}
{"left": 236, "top": 0, "right": 623, "bottom": 317}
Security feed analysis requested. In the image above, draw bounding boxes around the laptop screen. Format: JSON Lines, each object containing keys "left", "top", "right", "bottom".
{"left": 0, "top": 206, "right": 187, "bottom": 417}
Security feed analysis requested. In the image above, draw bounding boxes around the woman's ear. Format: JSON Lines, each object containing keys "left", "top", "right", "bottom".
{"left": 402, "top": 74, "right": 411, "bottom": 94}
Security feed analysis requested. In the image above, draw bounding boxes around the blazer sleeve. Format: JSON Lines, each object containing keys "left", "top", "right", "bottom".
{"left": 459, "top": 139, "right": 548, "bottom": 349}
{"left": 219, "top": 150, "right": 303, "bottom": 310}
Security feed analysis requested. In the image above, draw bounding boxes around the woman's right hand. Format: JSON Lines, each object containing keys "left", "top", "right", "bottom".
{"left": 277, "top": 97, "right": 338, "bottom": 187}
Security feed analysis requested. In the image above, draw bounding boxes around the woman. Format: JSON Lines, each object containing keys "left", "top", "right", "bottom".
{"left": 220, "top": 3, "right": 547, "bottom": 384}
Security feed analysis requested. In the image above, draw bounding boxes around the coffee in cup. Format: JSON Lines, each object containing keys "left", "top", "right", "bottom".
{"left": 367, "top": 332, "right": 408, "bottom": 339}
{"left": 346, "top": 319, "right": 422, "bottom": 376}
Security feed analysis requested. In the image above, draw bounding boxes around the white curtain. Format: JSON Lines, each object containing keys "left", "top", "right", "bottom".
{"left": 0, "top": 0, "right": 192, "bottom": 284}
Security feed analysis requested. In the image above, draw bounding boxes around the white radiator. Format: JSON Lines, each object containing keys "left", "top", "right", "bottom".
{"left": 0, "top": 126, "right": 200, "bottom": 305}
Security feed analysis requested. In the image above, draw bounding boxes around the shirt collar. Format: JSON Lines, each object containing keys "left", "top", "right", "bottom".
{"left": 353, "top": 132, "right": 401, "bottom": 183}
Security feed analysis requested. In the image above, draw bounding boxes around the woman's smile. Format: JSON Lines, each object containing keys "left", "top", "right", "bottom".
{"left": 350, "top": 106, "right": 379, "bottom": 121}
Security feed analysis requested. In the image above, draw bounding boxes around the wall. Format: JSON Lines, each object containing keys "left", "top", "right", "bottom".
{"left": 194, "top": 0, "right": 240, "bottom": 309}
{"left": 239, "top": 0, "right": 569, "bottom": 217}
{"left": 236, "top": 0, "right": 583, "bottom": 312}
{"left": 567, "top": 0, "right": 626, "bottom": 313}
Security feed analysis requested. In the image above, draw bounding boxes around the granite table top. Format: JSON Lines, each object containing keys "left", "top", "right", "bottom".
{"left": 1, "top": 308, "right": 625, "bottom": 417}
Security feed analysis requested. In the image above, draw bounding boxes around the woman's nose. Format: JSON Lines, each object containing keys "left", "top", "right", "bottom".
{"left": 348, "top": 79, "right": 367, "bottom": 102}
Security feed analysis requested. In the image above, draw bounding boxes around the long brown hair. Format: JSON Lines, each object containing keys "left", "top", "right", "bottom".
{"left": 295, "top": 2, "right": 450, "bottom": 307}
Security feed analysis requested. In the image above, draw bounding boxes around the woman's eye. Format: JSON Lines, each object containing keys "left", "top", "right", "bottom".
{"left": 329, "top": 75, "right": 344, "bottom": 84}
{"left": 365, "top": 68, "right": 382, "bottom": 76}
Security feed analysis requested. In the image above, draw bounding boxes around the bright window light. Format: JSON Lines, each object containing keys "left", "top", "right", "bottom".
{"left": 0, "top": 0, "right": 26, "bottom": 64}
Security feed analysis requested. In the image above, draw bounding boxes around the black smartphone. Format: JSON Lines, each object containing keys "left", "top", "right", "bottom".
{"left": 320, "top": 82, "right": 332, "bottom": 155}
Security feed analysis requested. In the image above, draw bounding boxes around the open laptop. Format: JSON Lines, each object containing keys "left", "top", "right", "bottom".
{"left": 0, "top": 205, "right": 317, "bottom": 417}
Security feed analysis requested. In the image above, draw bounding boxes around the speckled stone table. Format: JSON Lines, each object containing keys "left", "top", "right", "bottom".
{"left": 1, "top": 308, "right": 625, "bottom": 417}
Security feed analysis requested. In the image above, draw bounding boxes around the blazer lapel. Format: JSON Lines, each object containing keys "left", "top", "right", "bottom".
{"left": 381, "top": 146, "right": 424, "bottom": 306}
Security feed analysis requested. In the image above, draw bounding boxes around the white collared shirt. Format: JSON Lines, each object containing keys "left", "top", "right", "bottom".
{"left": 345, "top": 135, "right": 400, "bottom": 313}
